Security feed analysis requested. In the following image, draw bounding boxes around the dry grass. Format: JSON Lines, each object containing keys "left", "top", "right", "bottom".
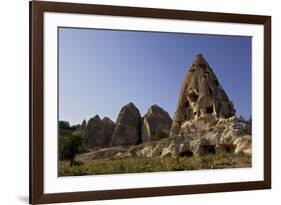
{"left": 59, "top": 152, "right": 251, "bottom": 176}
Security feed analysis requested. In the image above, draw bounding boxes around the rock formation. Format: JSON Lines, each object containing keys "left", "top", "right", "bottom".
{"left": 83, "top": 115, "right": 116, "bottom": 148}
{"left": 170, "top": 54, "right": 235, "bottom": 136}
{"left": 101, "top": 117, "right": 116, "bottom": 146}
{"left": 142, "top": 105, "right": 172, "bottom": 143}
{"left": 81, "top": 119, "right": 86, "bottom": 129}
{"left": 81, "top": 103, "right": 172, "bottom": 148}
{"left": 111, "top": 102, "right": 142, "bottom": 146}
{"left": 74, "top": 54, "right": 251, "bottom": 161}
{"left": 161, "top": 116, "right": 251, "bottom": 158}
{"left": 76, "top": 116, "right": 252, "bottom": 161}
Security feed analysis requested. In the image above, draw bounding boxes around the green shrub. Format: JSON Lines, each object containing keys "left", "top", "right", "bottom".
{"left": 59, "top": 121, "right": 70, "bottom": 129}
{"left": 59, "top": 120, "right": 80, "bottom": 131}
{"left": 59, "top": 134, "right": 83, "bottom": 166}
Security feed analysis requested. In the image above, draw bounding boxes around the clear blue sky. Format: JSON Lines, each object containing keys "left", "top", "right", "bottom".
{"left": 59, "top": 27, "right": 252, "bottom": 125}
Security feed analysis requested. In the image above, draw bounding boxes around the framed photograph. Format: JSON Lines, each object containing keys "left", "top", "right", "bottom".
{"left": 30, "top": 0, "right": 271, "bottom": 204}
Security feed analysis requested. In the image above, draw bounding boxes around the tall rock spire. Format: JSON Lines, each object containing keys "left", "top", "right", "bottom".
{"left": 111, "top": 102, "right": 142, "bottom": 146}
{"left": 170, "top": 54, "right": 235, "bottom": 136}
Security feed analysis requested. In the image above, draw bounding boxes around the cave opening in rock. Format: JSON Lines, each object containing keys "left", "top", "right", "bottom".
{"left": 221, "top": 144, "right": 235, "bottom": 153}
{"left": 189, "top": 92, "right": 198, "bottom": 102}
{"left": 180, "top": 150, "right": 194, "bottom": 157}
{"left": 225, "top": 146, "right": 231, "bottom": 152}
{"left": 206, "top": 106, "right": 214, "bottom": 114}
{"left": 184, "top": 101, "right": 189, "bottom": 108}
{"left": 209, "top": 87, "right": 213, "bottom": 96}
{"left": 201, "top": 145, "right": 216, "bottom": 154}
{"left": 199, "top": 63, "right": 207, "bottom": 69}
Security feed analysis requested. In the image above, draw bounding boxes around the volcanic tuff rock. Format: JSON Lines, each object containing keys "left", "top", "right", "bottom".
{"left": 170, "top": 54, "right": 236, "bottom": 137}
{"left": 83, "top": 115, "right": 116, "bottom": 148}
{"left": 76, "top": 116, "right": 251, "bottom": 161}
{"left": 74, "top": 54, "right": 251, "bottom": 160}
{"left": 101, "top": 117, "right": 117, "bottom": 145}
{"left": 111, "top": 102, "right": 142, "bottom": 146}
{"left": 142, "top": 105, "right": 172, "bottom": 143}
{"left": 79, "top": 103, "right": 172, "bottom": 148}
{"left": 162, "top": 117, "right": 251, "bottom": 157}
{"left": 81, "top": 119, "right": 87, "bottom": 129}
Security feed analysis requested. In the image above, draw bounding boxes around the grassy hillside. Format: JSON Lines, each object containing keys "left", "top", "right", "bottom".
{"left": 59, "top": 152, "right": 251, "bottom": 176}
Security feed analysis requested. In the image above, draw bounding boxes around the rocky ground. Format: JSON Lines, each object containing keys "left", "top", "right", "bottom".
{"left": 75, "top": 116, "right": 251, "bottom": 162}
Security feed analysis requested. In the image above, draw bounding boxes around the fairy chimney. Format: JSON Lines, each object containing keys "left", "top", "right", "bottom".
{"left": 170, "top": 54, "right": 235, "bottom": 136}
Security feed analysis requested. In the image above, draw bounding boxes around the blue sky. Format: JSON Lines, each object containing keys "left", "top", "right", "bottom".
{"left": 59, "top": 27, "right": 252, "bottom": 125}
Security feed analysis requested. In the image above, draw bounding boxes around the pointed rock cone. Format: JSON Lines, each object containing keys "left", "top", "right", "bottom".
{"left": 111, "top": 102, "right": 142, "bottom": 146}
{"left": 170, "top": 54, "right": 235, "bottom": 136}
{"left": 83, "top": 115, "right": 116, "bottom": 148}
{"left": 142, "top": 104, "right": 172, "bottom": 143}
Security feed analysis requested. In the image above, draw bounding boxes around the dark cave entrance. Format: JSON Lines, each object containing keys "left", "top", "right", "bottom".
{"left": 200, "top": 145, "right": 216, "bottom": 155}
{"left": 179, "top": 150, "right": 194, "bottom": 157}
{"left": 220, "top": 144, "right": 236, "bottom": 153}
{"left": 189, "top": 92, "right": 198, "bottom": 102}
{"left": 206, "top": 106, "right": 214, "bottom": 114}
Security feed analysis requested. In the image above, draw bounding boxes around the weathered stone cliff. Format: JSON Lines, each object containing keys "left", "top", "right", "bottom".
{"left": 111, "top": 102, "right": 142, "bottom": 146}
{"left": 76, "top": 117, "right": 251, "bottom": 161}
{"left": 142, "top": 105, "right": 172, "bottom": 143}
{"left": 170, "top": 54, "right": 236, "bottom": 136}
{"left": 83, "top": 115, "right": 115, "bottom": 148}
{"left": 74, "top": 54, "right": 251, "bottom": 160}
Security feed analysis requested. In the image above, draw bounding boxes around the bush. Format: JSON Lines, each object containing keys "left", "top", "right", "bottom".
{"left": 59, "top": 121, "right": 70, "bottom": 129}
{"left": 59, "top": 134, "right": 83, "bottom": 166}
{"left": 59, "top": 120, "right": 80, "bottom": 131}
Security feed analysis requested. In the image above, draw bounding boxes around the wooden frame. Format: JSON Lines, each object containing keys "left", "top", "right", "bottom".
{"left": 30, "top": 1, "right": 271, "bottom": 204}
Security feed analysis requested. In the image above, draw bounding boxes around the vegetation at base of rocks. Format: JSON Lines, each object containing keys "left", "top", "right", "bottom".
{"left": 59, "top": 129, "right": 74, "bottom": 137}
{"left": 59, "top": 120, "right": 80, "bottom": 131}
{"left": 59, "top": 120, "right": 89, "bottom": 166}
{"left": 59, "top": 152, "right": 251, "bottom": 176}
{"left": 59, "top": 134, "right": 83, "bottom": 166}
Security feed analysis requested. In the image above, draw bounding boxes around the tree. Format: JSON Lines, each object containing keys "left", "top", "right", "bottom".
{"left": 59, "top": 120, "right": 70, "bottom": 129}
{"left": 59, "top": 134, "right": 83, "bottom": 166}
{"left": 69, "top": 124, "right": 80, "bottom": 131}
{"left": 68, "top": 135, "right": 83, "bottom": 166}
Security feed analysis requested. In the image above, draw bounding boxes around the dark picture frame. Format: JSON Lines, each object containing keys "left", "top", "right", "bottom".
{"left": 30, "top": 1, "right": 271, "bottom": 204}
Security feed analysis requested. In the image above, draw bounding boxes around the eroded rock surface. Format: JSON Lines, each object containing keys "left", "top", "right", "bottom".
{"left": 142, "top": 105, "right": 172, "bottom": 143}
{"left": 77, "top": 117, "right": 251, "bottom": 160}
{"left": 111, "top": 102, "right": 142, "bottom": 146}
{"left": 83, "top": 115, "right": 115, "bottom": 148}
{"left": 75, "top": 54, "right": 251, "bottom": 160}
{"left": 170, "top": 54, "right": 236, "bottom": 136}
